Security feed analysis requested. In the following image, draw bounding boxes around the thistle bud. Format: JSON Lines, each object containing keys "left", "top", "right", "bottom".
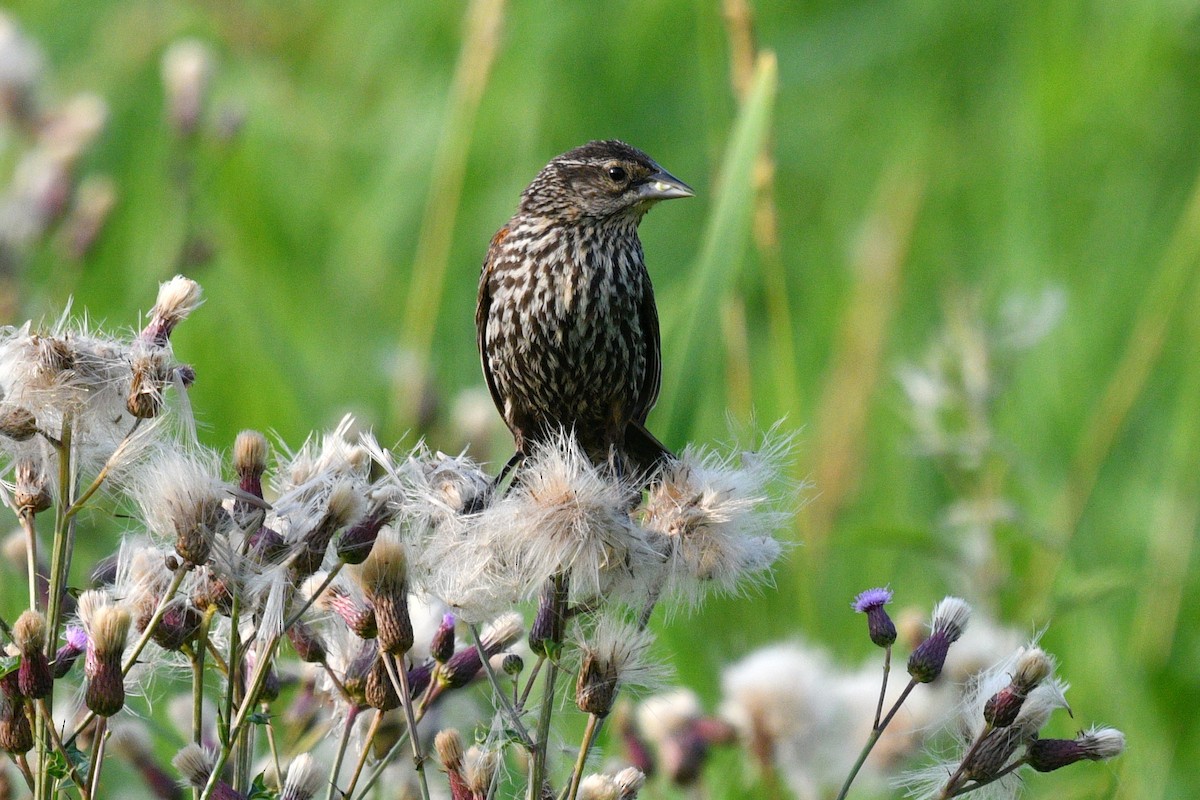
{"left": 435, "top": 729, "right": 471, "bottom": 800}
{"left": 529, "top": 576, "right": 568, "bottom": 659}
{"left": 961, "top": 727, "right": 1023, "bottom": 782}
{"left": 281, "top": 754, "right": 321, "bottom": 800}
{"left": 983, "top": 647, "right": 1053, "bottom": 728}
{"left": 53, "top": 626, "right": 87, "bottom": 678}
{"left": 501, "top": 652, "right": 524, "bottom": 677}
{"left": 148, "top": 601, "right": 201, "bottom": 652}
{"left": 233, "top": 430, "right": 269, "bottom": 527}
{"left": 982, "top": 686, "right": 1023, "bottom": 729}
{"left": 81, "top": 594, "right": 131, "bottom": 717}
{"left": 907, "top": 596, "right": 971, "bottom": 683}
{"left": 431, "top": 613, "right": 456, "bottom": 663}
{"left": 0, "top": 404, "right": 36, "bottom": 441}
{"left": 364, "top": 652, "right": 399, "bottom": 711}
{"left": 290, "top": 481, "right": 363, "bottom": 581}
{"left": 438, "top": 612, "right": 522, "bottom": 691}
{"left": 407, "top": 660, "right": 433, "bottom": 699}
{"left": 306, "top": 575, "right": 376, "bottom": 639}
{"left": 287, "top": 620, "right": 326, "bottom": 664}
{"left": 354, "top": 535, "right": 411, "bottom": 655}
{"left": 851, "top": 587, "right": 896, "bottom": 648}
{"left": 0, "top": 673, "right": 31, "bottom": 753}
{"left": 577, "top": 650, "right": 619, "bottom": 717}
{"left": 13, "top": 460, "right": 50, "bottom": 516}
{"left": 172, "top": 743, "right": 244, "bottom": 800}
{"left": 13, "top": 611, "right": 51, "bottom": 699}
{"left": 1027, "top": 726, "right": 1126, "bottom": 772}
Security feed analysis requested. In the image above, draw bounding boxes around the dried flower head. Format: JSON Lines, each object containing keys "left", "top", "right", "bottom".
{"left": 12, "top": 610, "right": 50, "bottom": 698}
{"left": 172, "top": 743, "right": 242, "bottom": 800}
{"left": 352, "top": 529, "right": 411, "bottom": 655}
{"left": 640, "top": 433, "right": 791, "bottom": 608}
{"left": 1027, "top": 726, "right": 1125, "bottom": 772}
{"left": 0, "top": 403, "right": 36, "bottom": 441}
{"left": 78, "top": 589, "right": 131, "bottom": 717}
{"left": 575, "top": 617, "right": 664, "bottom": 718}
{"left": 437, "top": 611, "right": 522, "bottom": 690}
{"left": 485, "top": 431, "right": 645, "bottom": 599}
{"left": 130, "top": 448, "right": 229, "bottom": 566}
{"left": 908, "top": 596, "right": 971, "bottom": 683}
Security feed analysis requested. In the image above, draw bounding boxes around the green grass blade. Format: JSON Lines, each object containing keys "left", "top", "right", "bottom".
{"left": 658, "top": 52, "right": 778, "bottom": 444}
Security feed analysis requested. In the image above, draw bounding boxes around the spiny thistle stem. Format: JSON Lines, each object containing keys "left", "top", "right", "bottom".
{"left": 15, "top": 754, "right": 33, "bottom": 792}
{"left": 383, "top": 654, "right": 431, "bottom": 800}
{"left": 199, "top": 635, "right": 284, "bottom": 800}
{"left": 263, "top": 704, "right": 283, "bottom": 792}
{"left": 834, "top": 678, "right": 918, "bottom": 800}
{"left": 468, "top": 622, "right": 534, "bottom": 748}
{"left": 39, "top": 416, "right": 74, "bottom": 800}
{"left": 221, "top": 594, "right": 242, "bottom": 767}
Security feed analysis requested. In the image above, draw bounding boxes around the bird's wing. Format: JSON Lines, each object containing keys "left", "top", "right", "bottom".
{"left": 633, "top": 278, "right": 662, "bottom": 425}
{"left": 476, "top": 228, "right": 508, "bottom": 421}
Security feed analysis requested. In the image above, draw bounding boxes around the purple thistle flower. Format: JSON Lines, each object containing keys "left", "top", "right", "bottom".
{"left": 851, "top": 587, "right": 892, "bottom": 613}
{"left": 852, "top": 587, "right": 896, "bottom": 648}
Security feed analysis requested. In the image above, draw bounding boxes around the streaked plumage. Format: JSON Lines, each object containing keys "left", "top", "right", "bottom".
{"left": 476, "top": 140, "right": 693, "bottom": 471}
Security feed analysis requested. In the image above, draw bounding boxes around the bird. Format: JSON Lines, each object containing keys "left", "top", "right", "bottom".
{"left": 476, "top": 139, "right": 694, "bottom": 479}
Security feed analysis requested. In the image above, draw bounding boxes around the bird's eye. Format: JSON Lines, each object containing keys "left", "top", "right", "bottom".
{"left": 607, "top": 165, "right": 628, "bottom": 184}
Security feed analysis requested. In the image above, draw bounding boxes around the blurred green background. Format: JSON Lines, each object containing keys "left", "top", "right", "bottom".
{"left": 3, "top": 0, "right": 1197, "bottom": 797}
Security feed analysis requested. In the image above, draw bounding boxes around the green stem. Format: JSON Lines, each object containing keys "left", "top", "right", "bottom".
{"left": 39, "top": 699, "right": 89, "bottom": 800}
{"left": 468, "top": 623, "right": 534, "bottom": 748}
{"left": 20, "top": 512, "right": 38, "bottom": 612}
{"left": 565, "top": 714, "right": 601, "bottom": 800}
{"left": 527, "top": 659, "right": 560, "bottom": 800}
{"left": 833, "top": 679, "right": 917, "bottom": 800}
{"left": 194, "top": 607, "right": 215, "bottom": 746}
{"left": 324, "top": 707, "right": 359, "bottom": 800}
{"left": 86, "top": 716, "right": 107, "bottom": 800}
{"left": 383, "top": 654, "right": 431, "bottom": 800}
{"left": 873, "top": 646, "right": 891, "bottom": 730}
{"left": 342, "top": 710, "right": 385, "bottom": 800}
{"left": 63, "top": 418, "right": 143, "bottom": 521}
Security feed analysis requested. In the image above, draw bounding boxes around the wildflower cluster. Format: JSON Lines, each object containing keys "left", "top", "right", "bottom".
{"left": 0, "top": 276, "right": 791, "bottom": 800}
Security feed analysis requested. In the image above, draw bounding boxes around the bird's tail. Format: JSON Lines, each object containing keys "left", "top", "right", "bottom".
{"left": 625, "top": 421, "right": 675, "bottom": 477}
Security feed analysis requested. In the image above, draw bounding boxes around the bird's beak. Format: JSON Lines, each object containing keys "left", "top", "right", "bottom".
{"left": 638, "top": 168, "right": 695, "bottom": 201}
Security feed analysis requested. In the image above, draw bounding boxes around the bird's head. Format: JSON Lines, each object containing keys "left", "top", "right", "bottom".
{"left": 520, "top": 140, "right": 693, "bottom": 222}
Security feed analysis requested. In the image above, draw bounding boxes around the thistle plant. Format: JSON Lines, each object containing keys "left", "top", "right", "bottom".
{"left": 0, "top": 270, "right": 798, "bottom": 800}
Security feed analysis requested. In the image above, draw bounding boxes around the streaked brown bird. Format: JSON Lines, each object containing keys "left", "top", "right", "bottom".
{"left": 476, "top": 140, "right": 694, "bottom": 476}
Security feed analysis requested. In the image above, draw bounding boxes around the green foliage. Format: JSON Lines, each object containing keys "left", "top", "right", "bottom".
{"left": 3, "top": 1, "right": 1196, "bottom": 798}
